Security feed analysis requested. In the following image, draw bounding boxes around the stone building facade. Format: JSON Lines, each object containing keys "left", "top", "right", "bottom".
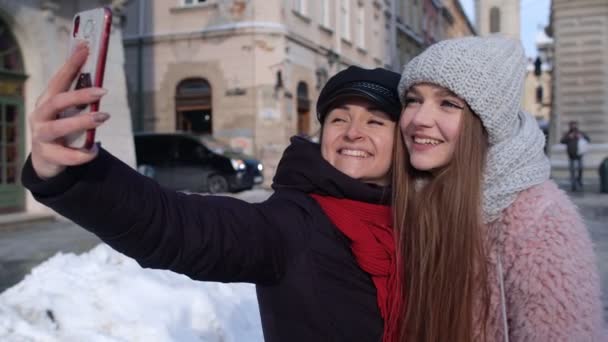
{"left": 475, "top": 0, "right": 520, "bottom": 40}
{"left": 442, "top": 0, "right": 476, "bottom": 38}
{"left": 121, "top": 0, "right": 440, "bottom": 184}
{"left": 422, "top": 0, "right": 444, "bottom": 44}
{"left": 0, "top": 0, "right": 133, "bottom": 216}
{"left": 394, "top": 0, "right": 426, "bottom": 69}
{"left": 548, "top": 0, "right": 608, "bottom": 186}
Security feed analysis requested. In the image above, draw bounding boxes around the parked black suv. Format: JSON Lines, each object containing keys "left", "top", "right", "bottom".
{"left": 134, "top": 132, "right": 263, "bottom": 193}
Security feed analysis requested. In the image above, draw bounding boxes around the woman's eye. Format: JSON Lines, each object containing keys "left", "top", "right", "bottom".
{"left": 403, "top": 97, "right": 420, "bottom": 106}
{"left": 331, "top": 117, "right": 346, "bottom": 123}
{"left": 369, "top": 120, "right": 385, "bottom": 126}
{"left": 441, "top": 100, "right": 463, "bottom": 109}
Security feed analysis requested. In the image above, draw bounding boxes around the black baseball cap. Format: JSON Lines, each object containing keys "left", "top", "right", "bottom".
{"left": 316, "top": 66, "right": 402, "bottom": 123}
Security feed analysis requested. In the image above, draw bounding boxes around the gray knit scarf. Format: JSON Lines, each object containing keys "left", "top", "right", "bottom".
{"left": 482, "top": 111, "right": 551, "bottom": 223}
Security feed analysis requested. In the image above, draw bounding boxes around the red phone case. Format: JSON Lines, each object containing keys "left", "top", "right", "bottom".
{"left": 61, "top": 7, "right": 112, "bottom": 149}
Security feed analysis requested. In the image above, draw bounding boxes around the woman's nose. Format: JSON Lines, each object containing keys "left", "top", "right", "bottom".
{"left": 411, "top": 104, "right": 434, "bottom": 127}
{"left": 344, "top": 121, "right": 364, "bottom": 140}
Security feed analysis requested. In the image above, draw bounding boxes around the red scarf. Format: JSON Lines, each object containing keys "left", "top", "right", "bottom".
{"left": 311, "top": 194, "right": 403, "bottom": 342}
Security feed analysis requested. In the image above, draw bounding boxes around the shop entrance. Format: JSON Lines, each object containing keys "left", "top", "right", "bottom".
{"left": 0, "top": 18, "right": 26, "bottom": 213}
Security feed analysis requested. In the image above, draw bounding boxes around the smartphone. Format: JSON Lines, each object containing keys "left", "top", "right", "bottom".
{"left": 60, "top": 7, "right": 112, "bottom": 149}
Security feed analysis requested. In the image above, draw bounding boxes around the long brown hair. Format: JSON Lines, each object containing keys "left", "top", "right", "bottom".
{"left": 392, "top": 105, "right": 490, "bottom": 342}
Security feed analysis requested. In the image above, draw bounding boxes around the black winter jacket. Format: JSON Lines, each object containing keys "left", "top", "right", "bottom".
{"left": 21, "top": 136, "right": 390, "bottom": 341}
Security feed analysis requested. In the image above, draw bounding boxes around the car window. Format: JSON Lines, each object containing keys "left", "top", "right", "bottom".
{"left": 177, "top": 137, "right": 209, "bottom": 162}
{"left": 135, "top": 136, "right": 174, "bottom": 163}
{"left": 200, "top": 136, "right": 242, "bottom": 154}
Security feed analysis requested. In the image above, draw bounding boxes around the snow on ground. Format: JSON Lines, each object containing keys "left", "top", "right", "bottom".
{"left": 0, "top": 188, "right": 273, "bottom": 342}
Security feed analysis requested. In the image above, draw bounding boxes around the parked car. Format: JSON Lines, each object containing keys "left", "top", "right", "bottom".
{"left": 134, "top": 132, "right": 263, "bottom": 193}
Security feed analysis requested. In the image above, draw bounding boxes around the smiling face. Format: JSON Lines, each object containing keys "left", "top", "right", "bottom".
{"left": 321, "top": 97, "right": 396, "bottom": 186}
{"left": 400, "top": 83, "right": 466, "bottom": 172}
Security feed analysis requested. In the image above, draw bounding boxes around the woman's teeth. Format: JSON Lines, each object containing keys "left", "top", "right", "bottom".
{"left": 414, "top": 137, "right": 441, "bottom": 145}
{"left": 340, "top": 149, "right": 370, "bottom": 157}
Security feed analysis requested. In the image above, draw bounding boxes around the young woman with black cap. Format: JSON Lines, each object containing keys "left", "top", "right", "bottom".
{"left": 22, "top": 45, "right": 403, "bottom": 342}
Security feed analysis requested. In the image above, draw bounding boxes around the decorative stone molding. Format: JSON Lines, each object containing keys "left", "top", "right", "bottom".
{"left": 218, "top": 0, "right": 252, "bottom": 21}
{"left": 40, "top": 0, "right": 59, "bottom": 22}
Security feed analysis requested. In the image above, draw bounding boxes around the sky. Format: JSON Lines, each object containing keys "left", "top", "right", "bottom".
{"left": 459, "top": 0, "right": 552, "bottom": 58}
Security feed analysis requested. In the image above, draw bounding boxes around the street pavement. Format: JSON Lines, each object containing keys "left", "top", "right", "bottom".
{"left": 568, "top": 189, "right": 608, "bottom": 320}
{"left": 0, "top": 218, "right": 100, "bottom": 291}
{"left": 0, "top": 187, "right": 607, "bottom": 321}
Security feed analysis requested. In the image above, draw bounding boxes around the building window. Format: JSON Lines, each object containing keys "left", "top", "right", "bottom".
{"left": 373, "top": 11, "right": 381, "bottom": 60}
{"left": 396, "top": 0, "right": 402, "bottom": 20}
{"left": 294, "top": 0, "right": 308, "bottom": 16}
{"left": 536, "top": 85, "right": 543, "bottom": 104}
{"left": 0, "top": 20, "right": 23, "bottom": 73}
{"left": 296, "top": 82, "right": 311, "bottom": 136}
{"left": 320, "top": 0, "right": 331, "bottom": 28}
{"left": 341, "top": 0, "right": 351, "bottom": 41}
{"left": 490, "top": 7, "right": 500, "bottom": 33}
{"left": 183, "top": 0, "right": 208, "bottom": 5}
{"left": 356, "top": 4, "right": 365, "bottom": 49}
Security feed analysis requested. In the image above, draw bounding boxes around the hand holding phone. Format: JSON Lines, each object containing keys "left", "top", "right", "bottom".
{"left": 60, "top": 7, "right": 112, "bottom": 149}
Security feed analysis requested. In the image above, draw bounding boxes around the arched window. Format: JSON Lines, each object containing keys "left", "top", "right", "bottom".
{"left": 0, "top": 23, "right": 24, "bottom": 73}
{"left": 175, "top": 78, "right": 212, "bottom": 135}
{"left": 296, "top": 82, "right": 310, "bottom": 136}
{"left": 490, "top": 7, "right": 501, "bottom": 33}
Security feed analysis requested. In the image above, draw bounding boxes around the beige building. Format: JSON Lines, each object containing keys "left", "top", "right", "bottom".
{"left": 122, "top": 0, "right": 431, "bottom": 183}
{"left": 422, "top": 0, "right": 445, "bottom": 44}
{"left": 522, "top": 30, "right": 553, "bottom": 124}
{"left": 548, "top": 0, "right": 608, "bottom": 186}
{"left": 394, "top": 0, "right": 426, "bottom": 69}
{"left": 0, "top": 0, "right": 133, "bottom": 216}
{"left": 475, "top": 0, "right": 520, "bottom": 40}
{"left": 443, "top": 0, "right": 476, "bottom": 38}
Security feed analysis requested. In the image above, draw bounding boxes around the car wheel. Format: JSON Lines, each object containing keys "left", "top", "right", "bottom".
{"left": 207, "top": 174, "right": 229, "bottom": 194}
{"left": 137, "top": 164, "right": 155, "bottom": 178}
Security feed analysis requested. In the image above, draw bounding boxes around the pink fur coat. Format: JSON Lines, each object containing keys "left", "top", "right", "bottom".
{"left": 477, "top": 180, "right": 605, "bottom": 341}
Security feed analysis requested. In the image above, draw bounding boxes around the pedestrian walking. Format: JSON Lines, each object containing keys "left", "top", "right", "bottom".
{"left": 21, "top": 44, "right": 403, "bottom": 342}
{"left": 561, "top": 120, "right": 591, "bottom": 191}
{"left": 392, "top": 35, "right": 604, "bottom": 341}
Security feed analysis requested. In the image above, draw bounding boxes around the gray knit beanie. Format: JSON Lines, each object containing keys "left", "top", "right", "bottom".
{"left": 399, "top": 35, "right": 525, "bottom": 145}
{"left": 398, "top": 35, "right": 550, "bottom": 222}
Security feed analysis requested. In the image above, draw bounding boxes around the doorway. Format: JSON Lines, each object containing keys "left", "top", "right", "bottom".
{"left": 175, "top": 78, "right": 212, "bottom": 135}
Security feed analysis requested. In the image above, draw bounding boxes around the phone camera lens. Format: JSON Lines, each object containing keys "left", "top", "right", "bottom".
{"left": 73, "top": 16, "right": 80, "bottom": 37}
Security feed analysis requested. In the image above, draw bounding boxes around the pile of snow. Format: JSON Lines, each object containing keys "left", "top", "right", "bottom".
{"left": 0, "top": 188, "right": 275, "bottom": 342}
{"left": 0, "top": 245, "right": 263, "bottom": 342}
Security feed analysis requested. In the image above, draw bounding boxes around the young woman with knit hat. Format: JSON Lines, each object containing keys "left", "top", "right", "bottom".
{"left": 393, "top": 35, "right": 604, "bottom": 341}
{"left": 21, "top": 48, "right": 403, "bottom": 341}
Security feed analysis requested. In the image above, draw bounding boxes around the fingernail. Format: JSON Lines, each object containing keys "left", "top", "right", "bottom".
{"left": 90, "top": 88, "right": 107, "bottom": 97}
{"left": 73, "top": 42, "right": 89, "bottom": 54}
{"left": 92, "top": 112, "right": 110, "bottom": 123}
